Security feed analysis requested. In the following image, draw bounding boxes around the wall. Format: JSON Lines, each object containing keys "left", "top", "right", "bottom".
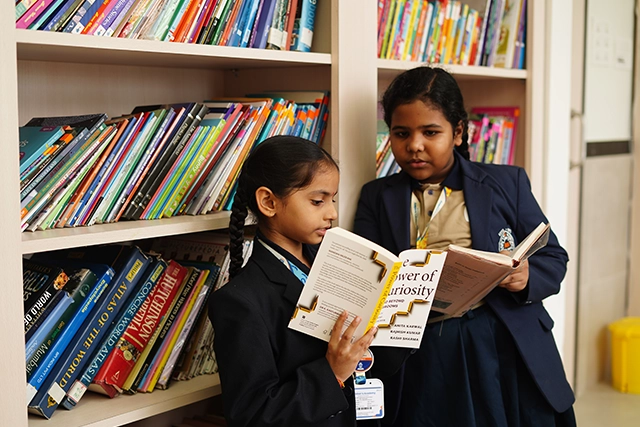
{"left": 575, "top": 0, "right": 635, "bottom": 396}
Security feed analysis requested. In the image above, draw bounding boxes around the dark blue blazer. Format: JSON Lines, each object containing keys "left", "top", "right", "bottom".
{"left": 210, "top": 240, "right": 360, "bottom": 427}
{"left": 353, "top": 153, "right": 575, "bottom": 413}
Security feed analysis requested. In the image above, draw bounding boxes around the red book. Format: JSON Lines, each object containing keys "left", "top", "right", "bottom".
{"left": 90, "top": 260, "right": 188, "bottom": 397}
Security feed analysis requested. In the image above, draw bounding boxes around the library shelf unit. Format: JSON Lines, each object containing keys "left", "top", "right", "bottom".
{"left": 0, "top": 1, "right": 547, "bottom": 426}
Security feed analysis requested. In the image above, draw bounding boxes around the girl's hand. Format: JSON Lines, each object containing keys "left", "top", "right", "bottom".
{"left": 498, "top": 258, "right": 529, "bottom": 292}
{"left": 326, "top": 311, "right": 377, "bottom": 382}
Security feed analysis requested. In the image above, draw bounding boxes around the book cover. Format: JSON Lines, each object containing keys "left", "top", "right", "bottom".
{"left": 90, "top": 260, "right": 188, "bottom": 397}
{"left": 291, "top": 0, "right": 315, "bottom": 52}
{"left": 24, "top": 290, "right": 72, "bottom": 362}
{"left": 62, "top": 257, "right": 167, "bottom": 409}
{"left": 288, "top": 227, "right": 446, "bottom": 349}
{"left": 23, "top": 259, "right": 70, "bottom": 335}
{"left": 19, "top": 126, "right": 65, "bottom": 176}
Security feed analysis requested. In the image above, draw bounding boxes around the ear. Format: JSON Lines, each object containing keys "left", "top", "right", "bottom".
{"left": 255, "top": 186, "right": 278, "bottom": 217}
{"left": 453, "top": 121, "right": 464, "bottom": 147}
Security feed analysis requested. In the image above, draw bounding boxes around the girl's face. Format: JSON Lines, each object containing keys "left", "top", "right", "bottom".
{"left": 389, "top": 100, "right": 462, "bottom": 183}
{"left": 263, "top": 165, "right": 339, "bottom": 257}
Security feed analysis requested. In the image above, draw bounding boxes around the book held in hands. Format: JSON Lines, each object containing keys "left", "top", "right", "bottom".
{"left": 288, "top": 222, "right": 551, "bottom": 348}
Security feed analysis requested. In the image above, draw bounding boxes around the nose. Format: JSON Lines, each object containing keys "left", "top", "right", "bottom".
{"left": 406, "top": 133, "right": 425, "bottom": 152}
{"left": 327, "top": 203, "right": 338, "bottom": 221}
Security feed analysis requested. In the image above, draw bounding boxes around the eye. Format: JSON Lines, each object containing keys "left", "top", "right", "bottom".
{"left": 392, "top": 131, "right": 408, "bottom": 138}
{"left": 423, "top": 130, "right": 438, "bottom": 137}
{"left": 311, "top": 199, "right": 323, "bottom": 206}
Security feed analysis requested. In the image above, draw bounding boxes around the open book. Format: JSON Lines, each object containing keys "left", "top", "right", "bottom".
{"left": 288, "top": 222, "right": 550, "bottom": 348}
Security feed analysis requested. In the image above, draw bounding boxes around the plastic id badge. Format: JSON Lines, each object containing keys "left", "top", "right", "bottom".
{"left": 355, "top": 378, "right": 384, "bottom": 420}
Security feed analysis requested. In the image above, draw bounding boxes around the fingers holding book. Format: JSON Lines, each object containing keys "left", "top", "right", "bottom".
{"left": 326, "top": 310, "right": 377, "bottom": 382}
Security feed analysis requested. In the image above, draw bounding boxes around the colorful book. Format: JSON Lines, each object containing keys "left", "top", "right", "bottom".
{"left": 23, "top": 259, "right": 70, "bottom": 335}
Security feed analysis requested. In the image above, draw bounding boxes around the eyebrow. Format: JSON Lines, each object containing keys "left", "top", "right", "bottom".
{"left": 391, "top": 123, "right": 444, "bottom": 130}
{"left": 309, "top": 189, "right": 336, "bottom": 197}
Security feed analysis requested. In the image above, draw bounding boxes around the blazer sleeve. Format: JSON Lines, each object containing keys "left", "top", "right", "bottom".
{"left": 210, "top": 287, "right": 349, "bottom": 427}
{"left": 514, "top": 168, "right": 569, "bottom": 303}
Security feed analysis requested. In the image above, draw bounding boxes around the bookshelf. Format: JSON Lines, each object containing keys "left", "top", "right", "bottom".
{"left": 0, "top": 1, "right": 547, "bottom": 426}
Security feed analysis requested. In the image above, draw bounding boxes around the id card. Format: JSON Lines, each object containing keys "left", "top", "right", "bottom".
{"left": 355, "top": 378, "right": 384, "bottom": 420}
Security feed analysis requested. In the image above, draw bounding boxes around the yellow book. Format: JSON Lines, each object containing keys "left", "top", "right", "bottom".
{"left": 385, "top": 0, "right": 406, "bottom": 59}
{"left": 443, "top": 1, "right": 461, "bottom": 64}
{"left": 402, "top": 0, "right": 421, "bottom": 60}
{"left": 144, "top": 269, "right": 209, "bottom": 391}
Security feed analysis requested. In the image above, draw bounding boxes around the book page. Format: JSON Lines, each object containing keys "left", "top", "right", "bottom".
{"left": 432, "top": 249, "right": 513, "bottom": 317}
{"left": 372, "top": 249, "right": 447, "bottom": 348}
{"left": 288, "top": 228, "right": 400, "bottom": 343}
{"left": 512, "top": 222, "right": 550, "bottom": 263}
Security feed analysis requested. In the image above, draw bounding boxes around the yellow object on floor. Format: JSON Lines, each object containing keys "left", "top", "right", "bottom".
{"left": 609, "top": 317, "right": 640, "bottom": 394}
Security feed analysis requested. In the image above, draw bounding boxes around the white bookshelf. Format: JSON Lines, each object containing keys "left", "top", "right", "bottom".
{"left": 28, "top": 374, "right": 221, "bottom": 427}
{"left": 0, "top": 1, "right": 547, "bottom": 426}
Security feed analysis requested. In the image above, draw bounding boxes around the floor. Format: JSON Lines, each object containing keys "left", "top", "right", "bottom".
{"left": 575, "top": 383, "right": 640, "bottom": 426}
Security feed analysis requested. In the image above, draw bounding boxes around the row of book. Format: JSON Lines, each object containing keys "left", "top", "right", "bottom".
{"left": 19, "top": 91, "right": 330, "bottom": 232}
{"left": 23, "top": 231, "right": 253, "bottom": 419}
{"left": 378, "top": 0, "right": 527, "bottom": 69}
{"left": 468, "top": 105, "right": 519, "bottom": 165}
{"left": 375, "top": 105, "right": 520, "bottom": 178}
{"left": 16, "top": 0, "right": 317, "bottom": 52}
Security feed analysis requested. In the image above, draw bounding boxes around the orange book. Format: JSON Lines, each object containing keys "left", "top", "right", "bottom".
{"left": 173, "top": 0, "right": 201, "bottom": 43}
{"left": 56, "top": 120, "right": 128, "bottom": 228}
{"left": 81, "top": 0, "right": 111, "bottom": 35}
{"left": 284, "top": 0, "right": 298, "bottom": 50}
{"left": 219, "top": 0, "right": 244, "bottom": 46}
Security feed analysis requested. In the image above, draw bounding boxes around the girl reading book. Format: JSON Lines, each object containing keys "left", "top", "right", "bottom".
{"left": 354, "top": 66, "right": 576, "bottom": 427}
{"left": 209, "top": 136, "right": 378, "bottom": 426}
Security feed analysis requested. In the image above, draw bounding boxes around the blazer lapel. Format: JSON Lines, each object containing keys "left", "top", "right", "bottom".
{"left": 250, "top": 241, "right": 305, "bottom": 306}
{"left": 381, "top": 173, "right": 412, "bottom": 252}
{"left": 459, "top": 159, "right": 494, "bottom": 252}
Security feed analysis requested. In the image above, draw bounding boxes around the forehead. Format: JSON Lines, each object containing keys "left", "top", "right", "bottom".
{"left": 303, "top": 165, "right": 339, "bottom": 190}
{"left": 391, "top": 100, "right": 446, "bottom": 123}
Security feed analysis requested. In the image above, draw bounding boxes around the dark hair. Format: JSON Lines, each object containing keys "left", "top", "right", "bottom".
{"left": 381, "top": 66, "right": 470, "bottom": 160}
{"left": 228, "top": 135, "right": 338, "bottom": 278}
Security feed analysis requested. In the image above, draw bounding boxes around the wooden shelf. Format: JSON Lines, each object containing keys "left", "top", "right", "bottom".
{"left": 21, "top": 212, "right": 232, "bottom": 254}
{"left": 377, "top": 58, "right": 528, "bottom": 81}
{"left": 16, "top": 30, "right": 332, "bottom": 69}
{"left": 28, "top": 374, "right": 221, "bottom": 427}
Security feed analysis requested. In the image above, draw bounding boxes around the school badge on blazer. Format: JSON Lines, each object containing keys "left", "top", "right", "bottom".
{"left": 498, "top": 228, "right": 515, "bottom": 252}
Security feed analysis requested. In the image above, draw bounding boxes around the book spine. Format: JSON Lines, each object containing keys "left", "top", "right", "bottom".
{"left": 28, "top": 250, "right": 151, "bottom": 417}
{"left": 91, "top": 261, "right": 187, "bottom": 396}
{"left": 23, "top": 265, "right": 69, "bottom": 334}
{"left": 62, "top": 259, "right": 166, "bottom": 409}
{"left": 129, "top": 265, "right": 200, "bottom": 390}
{"left": 366, "top": 261, "right": 402, "bottom": 332}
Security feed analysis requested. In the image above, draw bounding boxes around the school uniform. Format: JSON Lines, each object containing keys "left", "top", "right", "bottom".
{"left": 209, "top": 232, "right": 361, "bottom": 427}
{"left": 353, "top": 152, "right": 576, "bottom": 427}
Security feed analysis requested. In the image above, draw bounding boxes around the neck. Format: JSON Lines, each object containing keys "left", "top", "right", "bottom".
{"left": 257, "top": 227, "right": 309, "bottom": 268}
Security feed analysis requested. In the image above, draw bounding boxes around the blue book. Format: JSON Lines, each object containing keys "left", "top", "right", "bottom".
{"left": 240, "top": 0, "right": 262, "bottom": 47}
{"left": 251, "top": 0, "right": 277, "bottom": 49}
{"left": 25, "top": 264, "right": 112, "bottom": 405}
{"left": 43, "top": 0, "right": 84, "bottom": 32}
{"left": 291, "top": 0, "right": 316, "bottom": 52}
{"left": 227, "top": 0, "right": 252, "bottom": 47}
{"left": 29, "top": 0, "right": 67, "bottom": 30}
{"left": 25, "top": 289, "right": 73, "bottom": 362}
{"left": 62, "top": 0, "right": 95, "bottom": 33}
{"left": 19, "top": 126, "right": 65, "bottom": 176}
{"left": 28, "top": 246, "right": 151, "bottom": 418}
{"left": 61, "top": 257, "right": 167, "bottom": 410}
{"left": 24, "top": 268, "right": 97, "bottom": 376}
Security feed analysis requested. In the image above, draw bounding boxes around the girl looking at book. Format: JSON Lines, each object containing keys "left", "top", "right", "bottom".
{"left": 209, "top": 135, "right": 378, "bottom": 427}
{"left": 353, "top": 66, "right": 577, "bottom": 427}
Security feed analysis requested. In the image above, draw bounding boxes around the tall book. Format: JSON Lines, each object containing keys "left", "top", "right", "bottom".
{"left": 61, "top": 256, "right": 167, "bottom": 410}
{"left": 90, "top": 260, "right": 188, "bottom": 397}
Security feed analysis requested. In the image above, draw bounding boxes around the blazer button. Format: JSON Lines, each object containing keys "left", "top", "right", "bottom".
{"left": 525, "top": 300, "right": 533, "bottom": 305}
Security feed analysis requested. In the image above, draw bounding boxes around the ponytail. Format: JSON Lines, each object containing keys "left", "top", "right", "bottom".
{"left": 229, "top": 183, "right": 248, "bottom": 279}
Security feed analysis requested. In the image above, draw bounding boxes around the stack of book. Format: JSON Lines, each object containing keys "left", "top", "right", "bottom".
{"left": 377, "top": 0, "right": 527, "bottom": 69}
{"left": 23, "top": 231, "right": 252, "bottom": 419}
{"left": 19, "top": 91, "right": 329, "bottom": 232}
{"left": 15, "top": 0, "right": 318, "bottom": 52}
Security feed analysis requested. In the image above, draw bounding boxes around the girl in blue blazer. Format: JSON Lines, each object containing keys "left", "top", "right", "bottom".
{"left": 354, "top": 67, "right": 576, "bottom": 427}
{"left": 209, "top": 136, "right": 378, "bottom": 427}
